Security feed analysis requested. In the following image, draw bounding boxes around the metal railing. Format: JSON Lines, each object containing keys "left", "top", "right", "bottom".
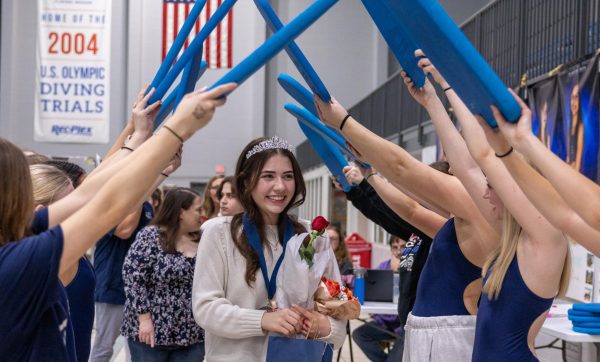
{"left": 297, "top": 0, "right": 600, "bottom": 171}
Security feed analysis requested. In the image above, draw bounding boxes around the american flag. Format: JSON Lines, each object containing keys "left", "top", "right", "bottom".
{"left": 162, "top": 0, "right": 233, "bottom": 69}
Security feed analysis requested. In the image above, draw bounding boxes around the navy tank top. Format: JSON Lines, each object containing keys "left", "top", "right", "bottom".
{"left": 472, "top": 255, "right": 553, "bottom": 361}
{"left": 66, "top": 257, "right": 96, "bottom": 362}
{"left": 411, "top": 218, "right": 482, "bottom": 317}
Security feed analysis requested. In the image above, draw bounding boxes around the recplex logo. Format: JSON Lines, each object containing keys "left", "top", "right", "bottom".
{"left": 51, "top": 125, "right": 93, "bottom": 136}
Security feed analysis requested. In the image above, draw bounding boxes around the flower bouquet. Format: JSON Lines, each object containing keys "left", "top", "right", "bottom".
{"left": 275, "top": 216, "right": 340, "bottom": 311}
{"left": 275, "top": 216, "right": 360, "bottom": 320}
{"left": 314, "top": 277, "right": 360, "bottom": 320}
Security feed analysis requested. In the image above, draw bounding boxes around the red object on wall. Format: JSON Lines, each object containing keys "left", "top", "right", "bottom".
{"left": 345, "top": 233, "right": 372, "bottom": 269}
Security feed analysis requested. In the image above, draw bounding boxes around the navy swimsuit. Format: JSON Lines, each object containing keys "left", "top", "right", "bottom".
{"left": 411, "top": 218, "right": 482, "bottom": 317}
{"left": 472, "top": 255, "right": 553, "bottom": 361}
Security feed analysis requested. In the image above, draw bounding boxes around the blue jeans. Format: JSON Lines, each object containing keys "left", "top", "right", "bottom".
{"left": 128, "top": 338, "right": 205, "bottom": 362}
{"left": 352, "top": 322, "right": 404, "bottom": 362}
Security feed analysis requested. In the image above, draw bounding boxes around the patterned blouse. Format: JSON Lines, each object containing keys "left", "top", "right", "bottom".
{"left": 121, "top": 226, "right": 204, "bottom": 346}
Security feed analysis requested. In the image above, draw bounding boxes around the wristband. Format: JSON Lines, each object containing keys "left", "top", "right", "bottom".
{"left": 121, "top": 146, "right": 134, "bottom": 152}
{"left": 161, "top": 172, "right": 169, "bottom": 178}
{"left": 443, "top": 86, "right": 452, "bottom": 92}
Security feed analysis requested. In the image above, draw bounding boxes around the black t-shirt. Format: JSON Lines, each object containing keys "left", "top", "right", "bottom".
{"left": 345, "top": 180, "right": 433, "bottom": 325}
{"left": 398, "top": 233, "right": 432, "bottom": 326}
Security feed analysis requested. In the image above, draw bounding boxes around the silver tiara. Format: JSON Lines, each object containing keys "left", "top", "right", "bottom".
{"left": 245, "top": 136, "right": 294, "bottom": 160}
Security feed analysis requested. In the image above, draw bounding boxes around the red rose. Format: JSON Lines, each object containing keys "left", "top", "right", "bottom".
{"left": 311, "top": 216, "right": 330, "bottom": 233}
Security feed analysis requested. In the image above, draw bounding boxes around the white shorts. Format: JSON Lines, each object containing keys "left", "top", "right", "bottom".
{"left": 402, "top": 313, "right": 477, "bottom": 362}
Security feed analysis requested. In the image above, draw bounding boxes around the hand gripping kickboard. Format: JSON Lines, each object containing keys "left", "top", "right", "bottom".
{"left": 284, "top": 102, "right": 370, "bottom": 169}
{"left": 385, "top": 0, "right": 521, "bottom": 127}
{"left": 297, "top": 120, "right": 352, "bottom": 192}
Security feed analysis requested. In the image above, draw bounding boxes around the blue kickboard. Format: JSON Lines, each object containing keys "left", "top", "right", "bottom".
{"left": 571, "top": 321, "right": 600, "bottom": 328}
{"left": 174, "top": 47, "right": 205, "bottom": 112}
{"left": 151, "top": 0, "right": 237, "bottom": 104}
{"left": 155, "top": 60, "right": 209, "bottom": 126}
{"left": 573, "top": 326, "right": 600, "bottom": 335}
{"left": 298, "top": 120, "right": 352, "bottom": 192}
{"left": 573, "top": 303, "right": 600, "bottom": 313}
{"left": 210, "top": 0, "right": 338, "bottom": 96}
{"left": 567, "top": 315, "right": 600, "bottom": 323}
{"left": 277, "top": 73, "right": 320, "bottom": 120}
{"left": 254, "top": 0, "right": 331, "bottom": 101}
{"left": 278, "top": 74, "right": 369, "bottom": 166}
{"left": 278, "top": 73, "right": 368, "bottom": 163}
{"left": 360, "top": 0, "right": 425, "bottom": 88}
{"left": 568, "top": 309, "right": 600, "bottom": 317}
{"left": 385, "top": 0, "right": 521, "bottom": 127}
{"left": 284, "top": 102, "right": 370, "bottom": 169}
{"left": 148, "top": 0, "right": 206, "bottom": 96}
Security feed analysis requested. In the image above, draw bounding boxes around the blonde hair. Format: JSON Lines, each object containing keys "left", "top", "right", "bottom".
{"left": 29, "top": 164, "right": 73, "bottom": 206}
{"left": 482, "top": 208, "right": 570, "bottom": 300}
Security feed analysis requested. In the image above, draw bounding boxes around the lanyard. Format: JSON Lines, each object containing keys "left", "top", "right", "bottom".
{"left": 242, "top": 213, "right": 295, "bottom": 300}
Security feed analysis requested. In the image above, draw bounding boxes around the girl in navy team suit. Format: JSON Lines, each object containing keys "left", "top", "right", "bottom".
{"left": 0, "top": 83, "right": 235, "bottom": 361}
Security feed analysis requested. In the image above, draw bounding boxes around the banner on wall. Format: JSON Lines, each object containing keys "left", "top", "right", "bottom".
{"left": 528, "top": 52, "right": 600, "bottom": 181}
{"left": 529, "top": 75, "right": 566, "bottom": 160}
{"left": 34, "top": 0, "right": 112, "bottom": 143}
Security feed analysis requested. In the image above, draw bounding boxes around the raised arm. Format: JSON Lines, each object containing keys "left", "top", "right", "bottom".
{"left": 452, "top": 90, "right": 563, "bottom": 247}
{"left": 413, "top": 52, "right": 498, "bottom": 229}
{"left": 342, "top": 165, "right": 435, "bottom": 240}
{"left": 485, "top": 94, "right": 600, "bottom": 255}
{"left": 314, "top": 95, "right": 476, "bottom": 222}
{"left": 496, "top": 90, "right": 600, "bottom": 231}
{"left": 47, "top": 87, "right": 162, "bottom": 228}
{"left": 57, "top": 83, "right": 236, "bottom": 276}
{"left": 346, "top": 165, "right": 446, "bottom": 239}
{"left": 114, "top": 150, "right": 181, "bottom": 239}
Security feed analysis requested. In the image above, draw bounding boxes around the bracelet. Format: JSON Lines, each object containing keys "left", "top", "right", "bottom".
{"left": 121, "top": 146, "right": 134, "bottom": 152}
{"left": 365, "top": 172, "right": 379, "bottom": 181}
{"left": 340, "top": 114, "right": 351, "bottom": 131}
{"left": 495, "top": 147, "right": 514, "bottom": 158}
{"left": 162, "top": 125, "right": 184, "bottom": 143}
{"left": 160, "top": 172, "right": 169, "bottom": 178}
{"left": 443, "top": 86, "right": 452, "bottom": 93}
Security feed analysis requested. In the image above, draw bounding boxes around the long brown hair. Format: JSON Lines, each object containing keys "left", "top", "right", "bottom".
{"left": 231, "top": 137, "right": 307, "bottom": 287}
{"left": 152, "top": 187, "right": 200, "bottom": 254}
{"left": 328, "top": 226, "right": 350, "bottom": 265}
{"left": 201, "top": 174, "right": 224, "bottom": 218}
{"left": 0, "top": 138, "right": 34, "bottom": 246}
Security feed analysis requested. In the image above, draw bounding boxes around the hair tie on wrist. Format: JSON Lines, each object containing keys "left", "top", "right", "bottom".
{"left": 160, "top": 172, "right": 169, "bottom": 178}
{"left": 121, "top": 146, "right": 134, "bottom": 152}
{"left": 340, "top": 114, "right": 351, "bottom": 131}
{"left": 443, "top": 86, "right": 452, "bottom": 93}
{"left": 495, "top": 147, "right": 514, "bottom": 158}
{"left": 365, "top": 172, "right": 379, "bottom": 181}
{"left": 162, "top": 125, "right": 184, "bottom": 143}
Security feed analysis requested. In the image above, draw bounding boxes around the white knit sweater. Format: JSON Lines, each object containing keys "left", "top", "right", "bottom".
{"left": 192, "top": 216, "right": 347, "bottom": 362}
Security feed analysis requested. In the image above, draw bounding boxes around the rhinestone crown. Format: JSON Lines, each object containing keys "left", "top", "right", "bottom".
{"left": 245, "top": 136, "right": 294, "bottom": 160}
